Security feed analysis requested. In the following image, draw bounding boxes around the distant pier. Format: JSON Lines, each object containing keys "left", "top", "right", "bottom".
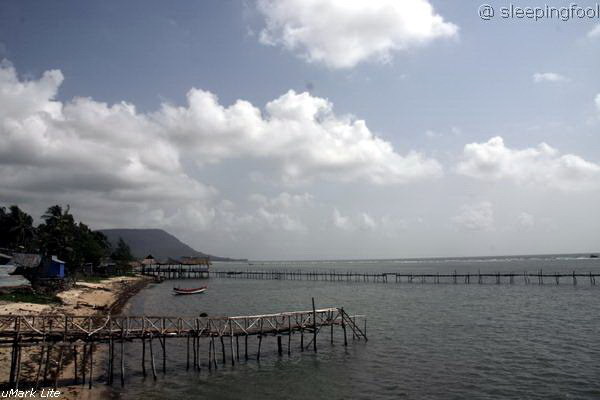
{"left": 139, "top": 264, "right": 600, "bottom": 285}
{"left": 207, "top": 269, "right": 599, "bottom": 286}
{"left": 140, "top": 264, "right": 210, "bottom": 280}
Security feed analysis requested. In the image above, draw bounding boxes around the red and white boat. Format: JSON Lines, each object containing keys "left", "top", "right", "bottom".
{"left": 173, "top": 286, "right": 207, "bottom": 295}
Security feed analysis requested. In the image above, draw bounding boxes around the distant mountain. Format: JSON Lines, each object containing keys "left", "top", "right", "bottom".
{"left": 99, "top": 228, "right": 243, "bottom": 262}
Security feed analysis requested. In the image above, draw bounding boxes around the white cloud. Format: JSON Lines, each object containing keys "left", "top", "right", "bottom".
{"left": 156, "top": 88, "right": 442, "bottom": 185}
{"left": 0, "top": 61, "right": 216, "bottom": 230}
{"left": 517, "top": 212, "right": 535, "bottom": 229}
{"left": 1, "top": 60, "right": 448, "bottom": 253}
{"left": 457, "top": 137, "right": 600, "bottom": 191}
{"left": 249, "top": 192, "right": 313, "bottom": 209}
{"left": 0, "top": 62, "right": 441, "bottom": 232}
{"left": 333, "top": 208, "right": 353, "bottom": 231}
{"left": 532, "top": 72, "right": 569, "bottom": 83}
{"left": 332, "top": 209, "right": 377, "bottom": 231}
{"left": 256, "top": 207, "right": 307, "bottom": 232}
{"left": 452, "top": 202, "right": 494, "bottom": 232}
{"left": 588, "top": 24, "right": 600, "bottom": 38}
{"left": 243, "top": 192, "right": 312, "bottom": 233}
{"left": 358, "top": 213, "right": 377, "bottom": 231}
{"left": 424, "top": 126, "right": 461, "bottom": 139}
{"left": 595, "top": 93, "right": 600, "bottom": 112}
{"left": 257, "top": 0, "right": 458, "bottom": 69}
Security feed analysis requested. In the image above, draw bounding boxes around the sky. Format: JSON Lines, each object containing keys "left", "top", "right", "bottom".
{"left": 0, "top": 0, "right": 599, "bottom": 260}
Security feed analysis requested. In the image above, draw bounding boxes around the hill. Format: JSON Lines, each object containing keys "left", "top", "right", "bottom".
{"left": 99, "top": 228, "right": 243, "bottom": 262}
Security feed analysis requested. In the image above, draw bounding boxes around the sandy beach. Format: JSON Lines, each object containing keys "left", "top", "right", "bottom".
{"left": 0, "top": 275, "right": 152, "bottom": 399}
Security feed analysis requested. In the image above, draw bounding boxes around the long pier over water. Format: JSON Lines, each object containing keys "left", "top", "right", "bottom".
{"left": 0, "top": 305, "right": 366, "bottom": 389}
{"left": 141, "top": 265, "right": 600, "bottom": 285}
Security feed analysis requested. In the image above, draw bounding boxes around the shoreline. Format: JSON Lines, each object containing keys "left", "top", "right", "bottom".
{"left": 0, "top": 274, "right": 153, "bottom": 399}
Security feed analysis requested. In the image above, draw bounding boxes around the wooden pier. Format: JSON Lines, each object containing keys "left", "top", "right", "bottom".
{"left": 0, "top": 303, "right": 366, "bottom": 389}
{"left": 207, "top": 269, "right": 600, "bottom": 286}
{"left": 140, "top": 264, "right": 210, "bottom": 280}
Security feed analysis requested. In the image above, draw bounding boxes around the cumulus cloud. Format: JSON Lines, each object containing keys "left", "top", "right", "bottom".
{"left": 0, "top": 61, "right": 442, "bottom": 234}
{"left": 452, "top": 202, "right": 494, "bottom": 232}
{"left": 245, "top": 192, "right": 311, "bottom": 232}
{"left": 0, "top": 61, "right": 216, "bottom": 230}
{"left": 209, "top": 203, "right": 307, "bottom": 236}
{"left": 532, "top": 72, "right": 569, "bottom": 83}
{"left": 256, "top": 207, "right": 307, "bottom": 232}
{"left": 457, "top": 137, "right": 600, "bottom": 191}
{"left": 257, "top": 0, "right": 458, "bottom": 69}
{"left": 156, "top": 88, "right": 442, "bottom": 185}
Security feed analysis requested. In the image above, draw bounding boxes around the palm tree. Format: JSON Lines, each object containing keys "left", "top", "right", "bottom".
{"left": 7, "top": 205, "right": 36, "bottom": 249}
{"left": 39, "top": 205, "right": 76, "bottom": 257}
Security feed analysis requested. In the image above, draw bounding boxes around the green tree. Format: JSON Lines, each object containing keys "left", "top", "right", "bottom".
{"left": 72, "top": 223, "right": 111, "bottom": 268}
{"left": 37, "top": 205, "right": 77, "bottom": 268}
{"left": 0, "top": 206, "right": 9, "bottom": 248}
{"left": 111, "top": 237, "right": 134, "bottom": 263}
{"left": 0, "top": 205, "right": 37, "bottom": 250}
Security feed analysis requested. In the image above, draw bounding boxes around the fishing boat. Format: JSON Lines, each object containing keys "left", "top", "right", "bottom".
{"left": 173, "top": 286, "right": 207, "bottom": 295}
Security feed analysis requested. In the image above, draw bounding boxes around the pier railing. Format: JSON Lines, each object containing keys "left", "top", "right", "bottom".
{"left": 0, "top": 308, "right": 366, "bottom": 344}
{"left": 0, "top": 305, "right": 366, "bottom": 389}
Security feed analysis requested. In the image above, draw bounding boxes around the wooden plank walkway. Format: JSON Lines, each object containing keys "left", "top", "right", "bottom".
{"left": 0, "top": 304, "right": 367, "bottom": 389}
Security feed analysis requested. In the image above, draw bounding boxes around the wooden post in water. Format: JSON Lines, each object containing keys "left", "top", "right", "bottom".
{"left": 300, "top": 324, "right": 304, "bottom": 352}
{"left": 161, "top": 336, "right": 166, "bottom": 374}
{"left": 277, "top": 336, "right": 283, "bottom": 356}
{"left": 288, "top": 316, "right": 292, "bottom": 355}
{"left": 141, "top": 337, "right": 146, "bottom": 378}
{"left": 212, "top": 337, "right": 218, "bottom": 370}
{"left": 220, "top": 334, "right": 226, "bottom": 365}
{"left": 192, "top": 336, "right": 197, "bottom": 370}
{"left": 229, "top": 322, "right": 235, "bottom": 366}
{"left": 149, "top": 335, "right": 157, "bottom": 380}
{"left": 208, "top": 337, "right": 212, "bottom": 371}
{"left": 341, "top": 308, "right": 348, "bottom": 347}
{"left": 257, "top": 320, "right": 263, "bottom": 361}
{"left": 312, "top": 298, "right": 317, "bottom": 353}
{"left": 186, "top": 335, "right": 190, "bottom": 371}
{"left": 195, "top": 319, "right": 200, "bottom": 370}
{"left": 196, "top": 335, "right": 201, "bottom": 370}
{"left": 330, "top": 322, "right": 334, "bottom": 344}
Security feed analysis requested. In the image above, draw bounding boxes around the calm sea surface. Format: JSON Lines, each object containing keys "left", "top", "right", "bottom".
{"left": 108, "top": 255, "right": 600, "bottom": 399}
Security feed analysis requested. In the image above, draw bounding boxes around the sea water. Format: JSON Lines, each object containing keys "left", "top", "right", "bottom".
{"left": 107, "top": 255, "right": 600, "bottom": 399}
